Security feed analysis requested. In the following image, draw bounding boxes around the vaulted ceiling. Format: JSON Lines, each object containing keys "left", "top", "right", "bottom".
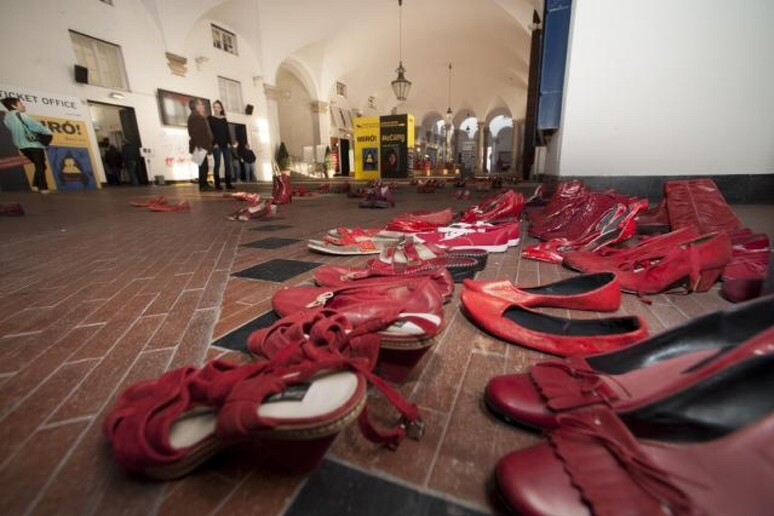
{"left": 141, "top": 0, "right": 543, "bottom": 123}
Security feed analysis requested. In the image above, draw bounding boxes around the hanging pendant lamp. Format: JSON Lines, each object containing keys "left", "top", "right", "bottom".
{"left": 391, "top": 0, "right": 412, "bottom": 101}
{"left": 445, "top": 63, "right": 453, "bottom": 126}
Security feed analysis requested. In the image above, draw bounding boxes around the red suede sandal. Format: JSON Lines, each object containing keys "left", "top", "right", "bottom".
{"left": 105, "top": 311, "right": 422, "bottom": 479}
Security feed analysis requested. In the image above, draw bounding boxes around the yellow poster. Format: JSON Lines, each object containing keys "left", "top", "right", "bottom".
{"left": 27, "top": 117, "right": 101, "bottom": 190}
{"left": 353, "top": 117, "right": 380, "bottom": 180}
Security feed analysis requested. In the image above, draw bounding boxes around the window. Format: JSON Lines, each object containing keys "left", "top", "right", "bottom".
{"left": 336, "top": 81, "right": 347, "bottom": 98}
{"left": 69, "top": 31, "right": 128, "bottom": 90}
{"left": 212, "top": 25, "right": 237, "bottom": 55}
{"left": 218, "top": 76, "right": 243, "bottom": 113}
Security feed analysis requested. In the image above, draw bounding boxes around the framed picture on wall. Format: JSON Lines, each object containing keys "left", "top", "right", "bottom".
{"left": 157, "top": 89, "right": 211, "bottom": 127}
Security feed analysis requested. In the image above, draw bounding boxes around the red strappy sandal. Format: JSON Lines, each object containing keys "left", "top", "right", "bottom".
{"left": 104, "top": 311, "right": 423, "bottom": 479}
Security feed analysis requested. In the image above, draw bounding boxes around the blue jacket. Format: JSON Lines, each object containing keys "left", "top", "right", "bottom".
{"left": 3, "top": 110, "right": 52, "bottom": 150}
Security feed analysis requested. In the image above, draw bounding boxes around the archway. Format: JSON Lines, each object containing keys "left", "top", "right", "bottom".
{"left": 276, "top": 62, "right": 316, "bottom": 171}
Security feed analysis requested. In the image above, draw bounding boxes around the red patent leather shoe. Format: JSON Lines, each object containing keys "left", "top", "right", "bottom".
{"left": 385, "top": 208, "right": 454, "bottom": 232}
{"left": 496, "top": 408, "right": 774, "bottom": 516}
{"left": 463, "top": 272, "right": 620, "bottom": 311}
{"left": 460, "top": 189, "right": 525, "bottom": 223}
{"left": 460, "top": 289, "right": 647, "bottom": 356}
{"left": 565, "top": 230, "right": 732, "bottom": 295}
{"left": 484, "top": 294, "right": 774, "bottom": 430}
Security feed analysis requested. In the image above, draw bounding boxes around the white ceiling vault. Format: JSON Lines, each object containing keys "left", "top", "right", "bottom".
{"left": 140, "top": 0, "right": 543, "bottom": 124}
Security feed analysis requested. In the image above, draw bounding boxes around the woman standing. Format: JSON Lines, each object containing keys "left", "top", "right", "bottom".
{"left": 187, "top": 98, "right": 213, "bottom": 191}
{"left": 2, "top": 98, "right": 54, "bottom": 193}
{"left": 207, "top": 100, "right": 234, "bottom": 190}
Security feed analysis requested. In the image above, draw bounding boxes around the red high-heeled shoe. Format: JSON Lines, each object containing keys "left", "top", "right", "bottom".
{"left": 496, "top": 407, "right": 774, "bottom": 516}
{"left": 463, "top": 272, "right": 620, "bottom": 311}
{"left": 460, "top": 289, "right": 647, "bottom": 356}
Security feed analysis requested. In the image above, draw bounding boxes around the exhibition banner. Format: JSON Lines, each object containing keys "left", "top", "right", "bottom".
{"left": 0, "top": 84, "right": 101, "bottom": 190}
{"left": 353, "top": 117, "right": 380, "bottom": 180}
{"left": 379, "top": 115, "right": 407, "bottom": 179}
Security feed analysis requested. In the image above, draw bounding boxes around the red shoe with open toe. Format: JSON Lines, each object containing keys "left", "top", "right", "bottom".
{"left": 461, "top": 289, "right": 647, "bottom": 356}
{"left": 104, "top": 311, "right": 423, "bottom": 479}
{"left": 271, "top": 279, "right": 446, "bottom": 381}
{"left": 463, "top": 272, "right": 620, "bottom": 311}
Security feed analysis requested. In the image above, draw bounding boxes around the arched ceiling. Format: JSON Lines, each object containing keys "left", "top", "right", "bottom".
{"left": 141, "top": 0, "right": 542, "bottom": 122}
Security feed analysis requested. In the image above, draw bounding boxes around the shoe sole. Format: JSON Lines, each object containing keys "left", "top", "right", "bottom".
{"left": 440, "top": 243, "right": 509, "bottom": 253}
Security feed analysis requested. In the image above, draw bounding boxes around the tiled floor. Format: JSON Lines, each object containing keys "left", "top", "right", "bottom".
{"left": 0, "top": 183, "right": 771, "bottom": 516}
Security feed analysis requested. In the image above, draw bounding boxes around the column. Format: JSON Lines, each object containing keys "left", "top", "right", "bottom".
{"left": 311, "top": 100, "right": 330, "bottom": 165}
{"left": 263, "top": 83, "right": 282, "bottom": 180}
{"left": 510, "top": 119, "right": 522, "bottom": 173}
{"left": 476, "top": 120, "right": 487, "bottom": 174}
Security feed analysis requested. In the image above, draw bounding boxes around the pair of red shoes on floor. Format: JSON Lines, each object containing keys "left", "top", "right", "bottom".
{"left": 564, "top": 226, "right": 733, "bottom": 295}
{"left": 460, "top": 189, "right": 525, "bottom": 224}
{"left": 461, "top": 273, "right": 648, "bottom": 356}
{"left": 129, "top": 196, "right": 190, "bottom": 212}
{"left": 104, "top": 307, "right": 426, "bottom": 480}
{"left": 226, "top": 199, "right": 276, "bottom": 221}
{"left": 488, "top": 294, "right": 774, "bottom": 515}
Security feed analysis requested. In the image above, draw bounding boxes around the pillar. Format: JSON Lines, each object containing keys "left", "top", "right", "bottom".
{"left": 263, "top": 83, "right": 282, "bottom": 179}
{"left": 310, "top": 100, "right": 330, "bottom": 159}
{"left": 511, "top": 119, "right": 523, "bottom": 173}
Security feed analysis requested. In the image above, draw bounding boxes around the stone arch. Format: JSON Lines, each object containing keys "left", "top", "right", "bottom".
{"left": 275, "top": 59, "right": 318, "bottom": 163}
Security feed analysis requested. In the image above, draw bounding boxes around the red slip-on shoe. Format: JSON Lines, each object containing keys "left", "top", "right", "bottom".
{"left": 460, "top": 189, "right": 525, "bottom": 224}
{"left": 484, "top": 294, "right": 774, "bottom": 430}
{"left": 0, "top": 202, "right": 24, "bottom": 216}
{"left": 129, "top": 196, "right": 167, "bottom": 208}
{"left": 148, "top": 201, "right": 190, "bottom": 212}
{"left": 414, "top": 225, "right": 511, "bottom": 253}
{"left": 461, "top": 289, "right": 647, "bottom": 356}
{"left": 313, "top": 266, "right": 455, "bottom": 302}
{"left": 463, "top": 272, "right": 620, "bottom": 311}
{"left": 496, "top": 407, "right": 774, "bottom": 516}
{"left": 389, "top": 208, "right": 454, "bottom": 227}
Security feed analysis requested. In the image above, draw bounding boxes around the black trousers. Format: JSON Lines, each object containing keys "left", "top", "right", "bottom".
{"left": 198, "top": 158, "right": 210, "bottom": 188}
{"left": 20, "top": 147, "right": 48, "bottom": 190}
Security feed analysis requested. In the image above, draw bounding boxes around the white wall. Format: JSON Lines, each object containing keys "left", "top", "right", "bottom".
{"left": 549, "top": 0, "right": 774, "bottom": 177}
{"left": 276, "top": 68, "right": 314, "bottom": 160}
{"left": 0, "top": 0, "right": 273, "bottom": 182}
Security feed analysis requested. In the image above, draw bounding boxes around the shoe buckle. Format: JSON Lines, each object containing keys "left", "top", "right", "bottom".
{"left": 305, "top": 291, "right": 334, "bottom": 308}
{"left": 400, "top": 417, "right": 425, "bottom": 440}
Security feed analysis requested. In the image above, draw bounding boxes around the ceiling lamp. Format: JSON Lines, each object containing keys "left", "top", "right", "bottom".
{"left": 445, "top": 63, "right": 453, "bottom": 126}
{"left": 391, "top": 0, "right": 411, "bottom": 102}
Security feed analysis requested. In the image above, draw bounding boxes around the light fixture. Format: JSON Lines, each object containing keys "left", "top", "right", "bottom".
{"left": 445, "top": 63, "right": 453, "bottom": 126}
{"left": 391, "top": 0, "right": 411, "bottom": 102}
{"left": 109, "top": 92, "right": 124, "bottom": 100}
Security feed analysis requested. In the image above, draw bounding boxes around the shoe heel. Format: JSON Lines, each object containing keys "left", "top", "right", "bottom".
{"left": 376, "top": 345, "right": 433, "bottom": 383}
{"left": 245, "top": 434, "right": 337, "bottom": 474}
{"left": 694, "top": 266, "right": 725, "bottom": 292}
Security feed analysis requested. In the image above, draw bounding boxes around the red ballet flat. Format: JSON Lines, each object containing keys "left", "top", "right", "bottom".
{"left": 460, "top": 289, "right": 647, "bottom": 356}
{"left": 463, "top": 272, "right": 620, "bottom": 311}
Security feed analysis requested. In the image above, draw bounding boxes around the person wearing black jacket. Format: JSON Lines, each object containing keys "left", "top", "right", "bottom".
{"left": 187, "top": 98, "right": 213, "bottom": 191}
{"left": 239, "top": 143, "right": 257, "bottom": 182}
{"left": 207, "top": 100, "right": 233, "bottom": 190}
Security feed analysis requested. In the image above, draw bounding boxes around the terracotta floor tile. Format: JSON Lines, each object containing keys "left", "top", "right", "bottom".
{"left": 158, "top": 472, "right": 238, "bottom": 516}
{"left": 0, "top": 359, "right": 98, "bottom": 465}
{"left": 0, "top": 420, "right": 89, "bottom": 516}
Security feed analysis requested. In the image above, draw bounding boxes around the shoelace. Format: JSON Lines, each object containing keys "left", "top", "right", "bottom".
{"left": 553, "top": 412, "right": 699, "bottom": 516}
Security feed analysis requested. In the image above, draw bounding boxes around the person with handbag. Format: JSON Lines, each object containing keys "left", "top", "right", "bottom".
{"left": 1, "top": 97, "right": 54, "bottom": 193}
{"left": 187, "top": 98, "right": 213, "bottom": 191}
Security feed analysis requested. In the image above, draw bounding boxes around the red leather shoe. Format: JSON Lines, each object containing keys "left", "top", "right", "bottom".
{"left": 313, "top": 265, "right": 455, "bottom": 302}
{"left": 272, "top": 278, "right": 446, "bottom": 381}
{"left": 148, "top": 201, "right": 190, "bottom": 212}
{"left": 463, "top": 272, "right": 620, "bottom": 311}
{"left": 414, "top": 224, "right": 512, "bottom": 252}
{"left": 460, "top": 289, "right": 647, "bottom": 356}
{"left": 460, "top": 189, "right": 525, "bottom": 223}
{"left": 496, "top": 409, "right": 774, "bottom": 516}
{"left": 721, "top": 230, "right": 771, "bottom": 303}
{"left": 129, "top": 196, "right": 167, "bottom": 208}
{"left": 385, "top": 208, "right": 454, "bottom": 232}
{"left": 485, "top": 294, "right": 774, "bottom": 430}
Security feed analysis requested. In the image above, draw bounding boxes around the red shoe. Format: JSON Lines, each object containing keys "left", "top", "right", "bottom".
{"left": 721, "top": 230, "right": 770, "bottom": 303}
{"left": 463, "top": 272, "right": 620, "bottom": 311}
{"left": 0, "top": 202, "right": 24, "bottom": 216}
{"left": 496, "top": 408, "right": 774, "bottom": 516}
{"left": 460, "top": 289, "right": 647, "bottom": 356}
{"left": 522, "top": 201, "right": 645, "bottom": 264}
{"left": 460, "top": 189, "right": 524, "bottom": 223}
{"left": 484, "top": 294, "right": 774, "bottom": 430}
{"left": 414, "top": 224, "right": 511, "bottom": 252}
{"left": 148, "top": 201, "right": 190, "bottom": 212}
{"left": 386, "top": 208, "right": 454, "bottom": 232}
{"left": 130, "top": 196, "right": 167, "bottom": 208}
{"left": 105, "top": 311, "right": 423, "bottom": 479}
{"left": 313, "top": 266, "right": 455, "bottom": 302}
{"left": 272, "top": 278, "right": 446, "bottom": 381}
{"left": 438, "top": 221, "right": 521, "bottom": 247}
